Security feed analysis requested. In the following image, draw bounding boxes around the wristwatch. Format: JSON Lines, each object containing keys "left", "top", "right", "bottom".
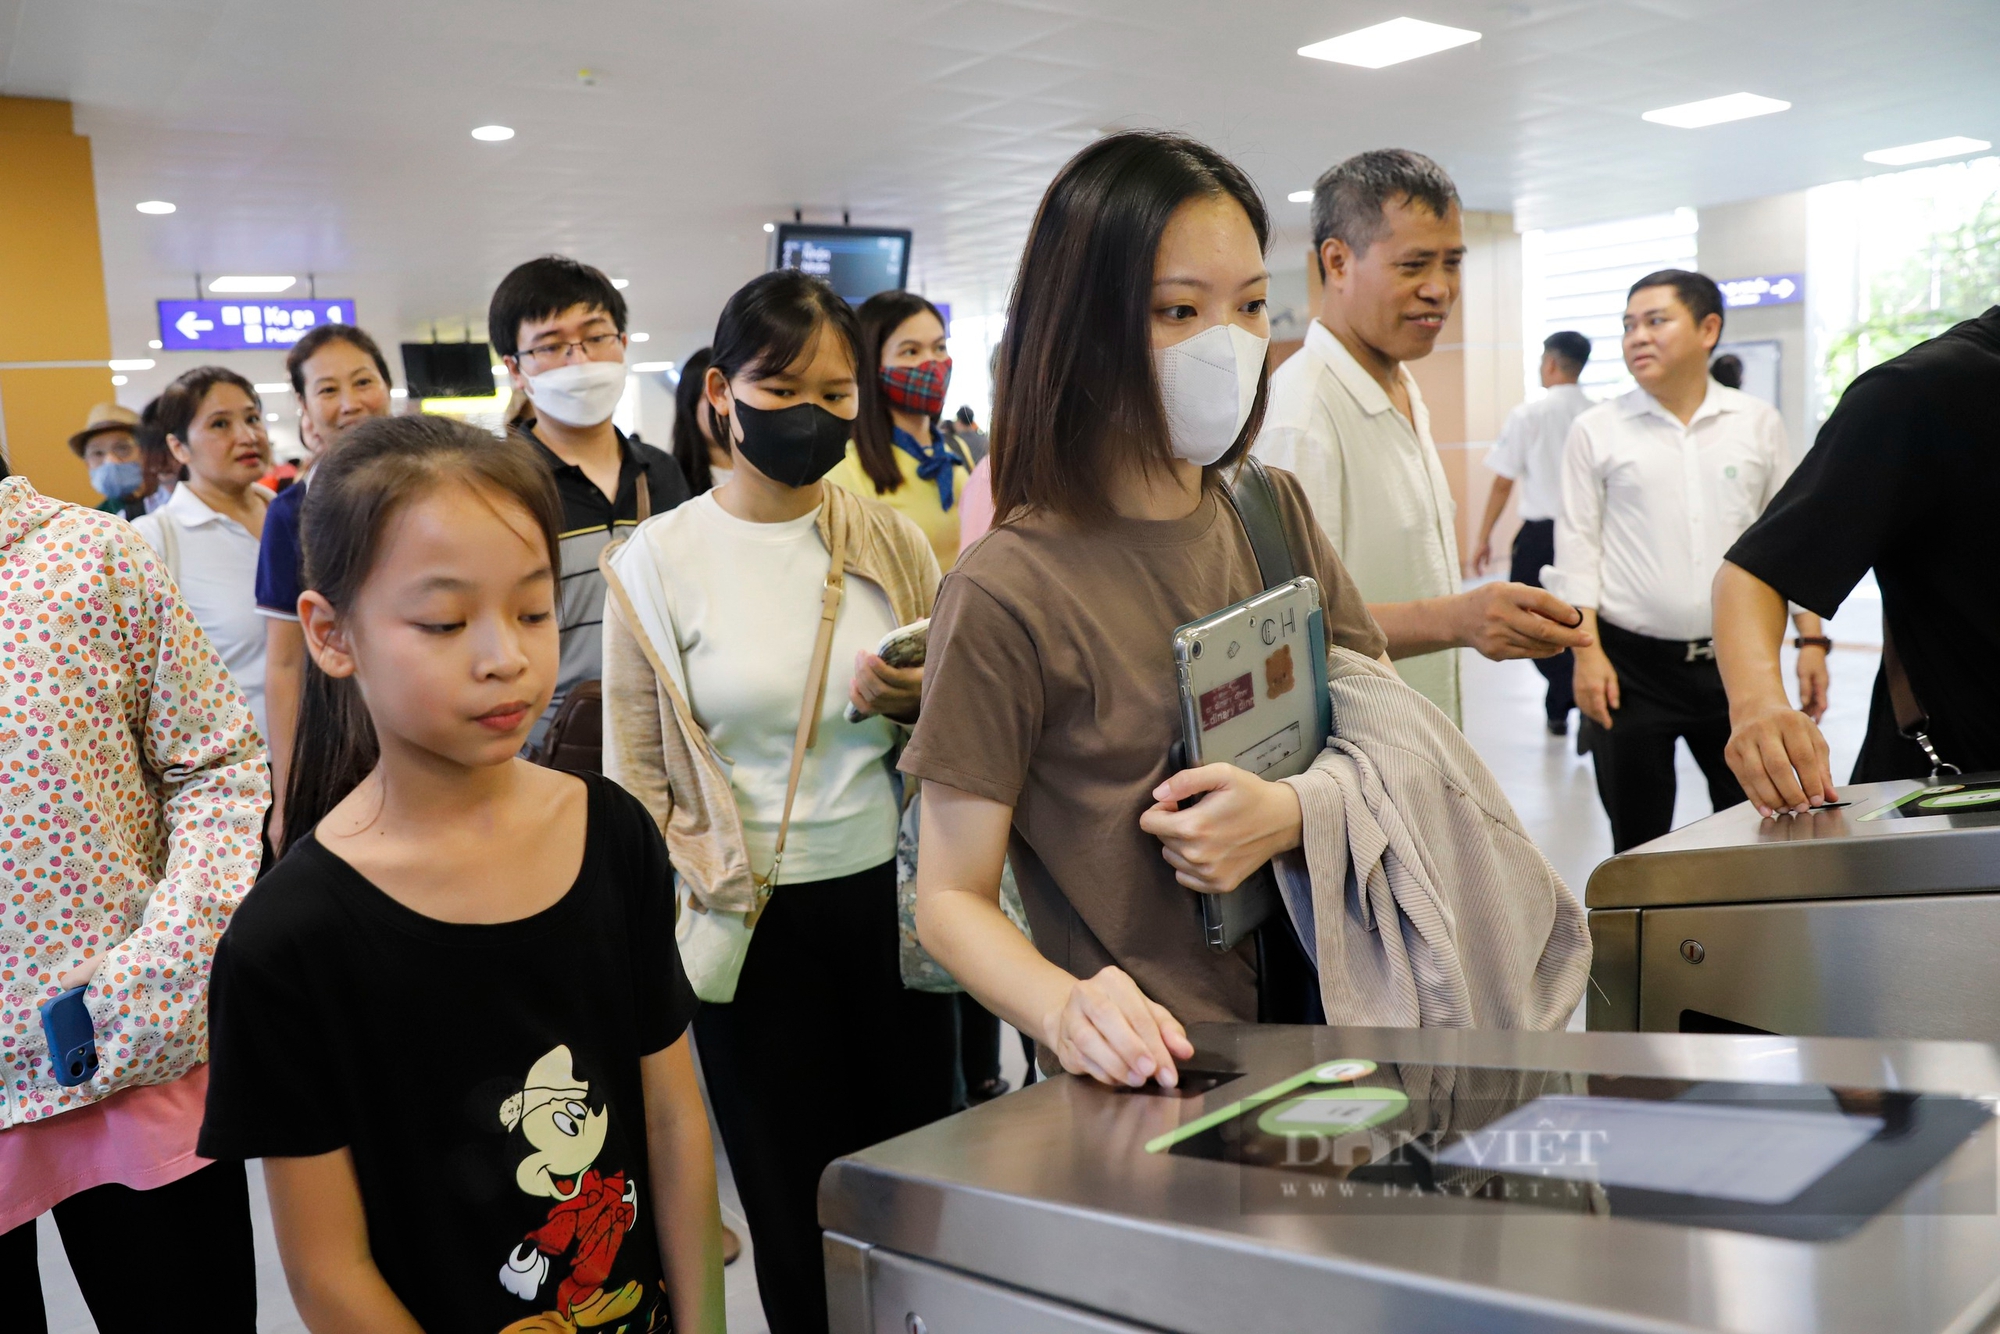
{"left": 1793, "top": 635, "right": 1833, "bottom": 651}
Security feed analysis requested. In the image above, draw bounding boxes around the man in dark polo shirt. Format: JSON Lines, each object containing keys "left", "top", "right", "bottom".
{"left": 1715, "top": 306, "right": 2000, "bottom": 813}
{"left": 490, "top": 256, "right": 690, "bottom": 755}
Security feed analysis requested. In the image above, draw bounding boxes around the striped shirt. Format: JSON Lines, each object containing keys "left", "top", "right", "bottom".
{"left": 524, "top": 429, "right": 690, "bottom": 751}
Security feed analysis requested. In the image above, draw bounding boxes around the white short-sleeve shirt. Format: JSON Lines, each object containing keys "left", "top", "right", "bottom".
{"left": 1253, "top": 320, "right": 1462, "bottom": 725}
{"left": 1486, "top": 384, "right": 1591, "bottom": 522}
{"left": 133, "top": 485, "right": 270, "bottom": 743}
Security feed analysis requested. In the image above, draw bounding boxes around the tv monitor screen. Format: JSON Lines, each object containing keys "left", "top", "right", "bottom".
{"left": 772, "top": 224, "right": 912, "bottom": 305}
{"left": 401, "top": 342, "right": 496, "bottom": 399}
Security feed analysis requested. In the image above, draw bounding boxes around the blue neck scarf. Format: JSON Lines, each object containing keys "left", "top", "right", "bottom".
{"left": 892, "top": 425, "right": 959, "bottom": 512}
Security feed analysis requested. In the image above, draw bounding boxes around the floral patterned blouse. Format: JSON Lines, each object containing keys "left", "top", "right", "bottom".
{"left": 0, "top": 477, "right": 268, "bottom": 1128}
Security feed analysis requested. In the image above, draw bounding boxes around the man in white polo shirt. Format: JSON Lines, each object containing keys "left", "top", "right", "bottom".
{"left": 1547, "top": 269, "right": 1829, "bottom": 851}
{"left": 1472, "top": 330, "right": 1597, "bottom": 735}
{"left": 1255, "top": 149, "right": 1586, "bottom": 727}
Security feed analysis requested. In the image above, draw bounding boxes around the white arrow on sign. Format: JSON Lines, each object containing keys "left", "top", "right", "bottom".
{"left": 175, "top": 310, "right": 214, "bottom": 340}
{"left": 1771, "top": 277, "right": 1797, "bottom": 299}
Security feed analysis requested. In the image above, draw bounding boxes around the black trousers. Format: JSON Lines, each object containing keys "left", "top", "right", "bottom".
{"left": 1582, "top": 620, "right": 1746, "bottom": 852}
{"left": 1510, "top": 519, "right": 1574, "bottom": 724}
{"left": 0, "top": 1158, "right": 256, "bottom": 1334}
{"left": 695, "top": 860, "right": 956, "bottom": 1334}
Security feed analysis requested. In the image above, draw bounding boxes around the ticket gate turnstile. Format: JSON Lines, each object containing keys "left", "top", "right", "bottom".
{"left": 822, "top": 1024, "right": 2000, "bottom": 1334}
{"left": 1586, "top": 775, "right": 2000, "bottom": 1040}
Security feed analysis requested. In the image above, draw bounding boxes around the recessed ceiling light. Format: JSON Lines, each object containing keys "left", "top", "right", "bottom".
{"left": 1298, "top": 17, "right": 1481, "bottom": 69}
{"left": 631, "top": 360, "right": 674, "bottom": 373}
{"left": 254, "top": 382, "right": 289, "bottom": 393}
{"left": 390, "top": 387, "right": 409, "bottom": 399}
{"left": 108, "top": 358, "right": 155, "bottom": 371}
{"left": 1863, "top": 135, "right": 1992, "bottom": 166}
{"left": 611, "top": 277, "right": 630, "bottom": 290}
{"left": 135, "top": 200, "right": 176, "bottom": 215}
{"left": 265, "top": 412, "right": 279, "bottom": 422}
{"left": 1287, "top": 190, "right": 1313, "bottom": 203}
{"left": 148, "top": 339, "right": 162, "bottom": 349}
{"left": 629, "top": 332, "right": 650, "bottom": 343}
{"left": 1641, "top": 93, "right": 1790, "bottom": 129}
{"left": 208, "top": 275, "right": 296, "bottom": 294}
{"left": 110, "top": 375, "right": 128, "bottom": 386}
{"left": 763, "top": 222, "right": 776, "bottom": 233}
{"left": 472, "top": 125, "right": 515, "bottom": 142}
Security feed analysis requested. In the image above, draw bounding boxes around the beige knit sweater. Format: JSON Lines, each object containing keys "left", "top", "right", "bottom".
{"left": 600, "top": 484, "right": 941, "bottom": 915}
{"left": 1276, "top": 647, "right": 1592, "bottom": 1030}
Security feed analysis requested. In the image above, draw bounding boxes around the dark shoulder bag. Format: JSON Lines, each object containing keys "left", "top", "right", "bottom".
{"left": 1210, "top": 457, "right": 1326, "bottom": 1022}
{"left": 536, "top": 473, "right": 651, "bottom": 775}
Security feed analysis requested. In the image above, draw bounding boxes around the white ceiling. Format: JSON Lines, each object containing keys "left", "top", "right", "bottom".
{"left": 4, "top": 0, "right": 1998, "bottom": 388}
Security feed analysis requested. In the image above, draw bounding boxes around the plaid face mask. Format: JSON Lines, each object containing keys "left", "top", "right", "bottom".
{"left": 879, "top": 357, "right": 952, "bottom": 416}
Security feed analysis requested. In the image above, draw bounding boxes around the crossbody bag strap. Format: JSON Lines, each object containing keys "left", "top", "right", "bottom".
{"left": 1221, "top": 455, "right": 1297, "bottom": 590}
{"left": 751, "top": 500, "right": 849, "bottom": 915}
{"left": 1882, "top": 621, "right": 1958, "bottom": 778}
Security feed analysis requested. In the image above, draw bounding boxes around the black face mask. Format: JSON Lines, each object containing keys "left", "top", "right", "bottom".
{"left": 730, "top": 399, "right": 851, "bottom": 488}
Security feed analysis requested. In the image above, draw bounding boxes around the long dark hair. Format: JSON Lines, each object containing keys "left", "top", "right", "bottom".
{"left": 282, "top": 415, "right": 563, "bottom": 852}
{"left": 707, "top": 270, "right": 862, "bottom": 434}
{"left": 670, "top": 347, "right": 718, "bottom": 492}
{"left": 991, "top": 131, "right": 1270, "bottom": 525}
{"left": 851, "top": 290, "right": 947, "bottom": 495}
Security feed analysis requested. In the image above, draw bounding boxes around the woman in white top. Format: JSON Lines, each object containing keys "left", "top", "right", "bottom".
{"left": 134, "top": 367, "right": 273, "bottom": 742}
{"left": 602, "top": 270, "right": 953, "bottom": 1334}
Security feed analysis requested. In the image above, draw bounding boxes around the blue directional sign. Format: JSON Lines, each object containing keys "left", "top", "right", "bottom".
{"left": 1717, "top": 274, "right": 1803, "bottom": 309}
{"left": 157, "top": 299, "right": 358, "bottom": 351}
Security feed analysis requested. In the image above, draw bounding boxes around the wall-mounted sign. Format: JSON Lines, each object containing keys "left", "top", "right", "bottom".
{"left": 157, "top": 299, "right": 357, "bottom": 351}
{"left": 1717, "top": 274, "right": 1803, "bottom": 309}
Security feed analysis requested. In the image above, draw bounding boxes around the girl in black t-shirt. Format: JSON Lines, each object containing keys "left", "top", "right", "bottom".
{"left": 198, "top": 415, "right": 724, "bottom": 1334}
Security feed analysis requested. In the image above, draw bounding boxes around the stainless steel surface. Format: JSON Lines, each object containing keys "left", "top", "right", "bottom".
{"left": 869, "top": 1248, "right": 1157, "bottom": 1333}
{"left": 1586, "top": 778, "right": 2000, "bottom": 910}
{"left": 1588, "top": 908, "right": 1641, "bottom": 1030}
{"left": 1584, "top": 776, "right": 2000, "bottom": 1043}
{"left": 821, "top": 1025, "right": 2000, "bottom": 1334}
{"left": 1639, "top": 894, "right": 2000, "bottom": 1041}
{"left": 825, "top": 1232, "right": 872, "bottom": 1334}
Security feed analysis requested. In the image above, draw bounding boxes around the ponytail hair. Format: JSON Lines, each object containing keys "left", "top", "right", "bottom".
{"left": 281, "top": 414, "right": 563, "bottom": 852}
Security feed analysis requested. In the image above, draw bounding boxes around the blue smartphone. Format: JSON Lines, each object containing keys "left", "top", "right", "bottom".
{"left": 39, "top": 986, "right": 98, "bottom": 1087}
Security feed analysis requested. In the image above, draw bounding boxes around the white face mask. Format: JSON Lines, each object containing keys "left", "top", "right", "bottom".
{"left": 1154, "top": 322, "right": 1269, "bottom": 466}
{"left": 524, "top": 359, "right": 627, "bottom": 428}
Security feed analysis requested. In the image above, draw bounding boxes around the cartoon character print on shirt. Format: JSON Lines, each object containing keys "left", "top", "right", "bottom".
{"left": 494, "top": 1045, "right": 654, "bottom": 1333}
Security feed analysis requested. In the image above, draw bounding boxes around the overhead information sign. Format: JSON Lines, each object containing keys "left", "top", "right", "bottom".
{"left": 157, "top": 299, "right": 356, "bottom": 351}
{"left": 1717, "top": 274, "right": 1803, "bottom": 309}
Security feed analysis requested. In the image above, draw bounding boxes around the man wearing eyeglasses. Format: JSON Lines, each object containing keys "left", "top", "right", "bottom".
{"left": 492, "top": 256, "right": 692, "bottom": 759}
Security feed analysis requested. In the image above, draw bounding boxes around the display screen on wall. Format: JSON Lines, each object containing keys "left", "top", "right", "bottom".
{"left": 771, "top": 225, "right": 911, "bottom": 305}
{"left": 157, "top": 299, "right": 357, "bottom": 351}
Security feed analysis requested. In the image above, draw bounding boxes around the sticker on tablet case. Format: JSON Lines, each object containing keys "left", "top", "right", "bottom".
{"left": 1200, "top": 673, "right": 1256, "bottom": 731}
{"left": 1264, "top": 643, "right": 1295, "bottom": 698}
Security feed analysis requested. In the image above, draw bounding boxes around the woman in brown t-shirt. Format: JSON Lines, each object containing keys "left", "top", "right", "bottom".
{"left": 901, "top": 132, "right": 1386, "bottom": 1091}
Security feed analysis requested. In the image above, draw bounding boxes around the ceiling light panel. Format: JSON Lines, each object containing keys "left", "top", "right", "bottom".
{"left": 135, "top": 200, "right": 175, "bottom": 215}
{"left": 1863, "top": 136, "right": 1991, "bottom": 166}
{"left": 1641, "top": 93, "right": 1791, "bottom": 128}
{"left": 208, "top": 275, "right": 297, "bottom": 293}
{"left": 1298, "top": 18, "right": 1481, "bottom": 69}
{"left": 471, "top": 125, "right": 515, "bottom": 142}
{"left": 1288, "top": 190, "right": 1313, "bottom": 203}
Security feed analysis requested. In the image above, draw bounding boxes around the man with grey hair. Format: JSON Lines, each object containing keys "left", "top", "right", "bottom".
{"left": 1254, "top": 148, "right": 1587, "bottom": 726}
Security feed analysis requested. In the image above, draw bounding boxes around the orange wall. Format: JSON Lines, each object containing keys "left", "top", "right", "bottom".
{"left": 0, "top": 96, "right": 114, "bottom": 503}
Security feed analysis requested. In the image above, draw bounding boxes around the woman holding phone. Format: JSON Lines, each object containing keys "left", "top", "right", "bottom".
{"left": 905, "top": 131, "right": 1386, "bottom": 1090}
